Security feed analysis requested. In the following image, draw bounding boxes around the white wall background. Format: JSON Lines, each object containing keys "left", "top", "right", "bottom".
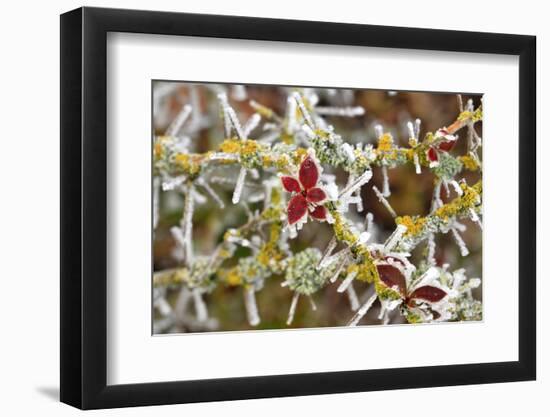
{"left": 0, "top": 0, "right": 545, "bottom": 415}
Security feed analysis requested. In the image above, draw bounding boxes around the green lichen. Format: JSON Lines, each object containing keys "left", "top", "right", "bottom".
{"left": 285, "top": 248, "right": 326, "bottom": 295}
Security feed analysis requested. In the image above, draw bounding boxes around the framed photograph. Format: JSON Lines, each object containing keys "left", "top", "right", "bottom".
{"left": 60, "top": 6, "right": 536, "bottom": 409}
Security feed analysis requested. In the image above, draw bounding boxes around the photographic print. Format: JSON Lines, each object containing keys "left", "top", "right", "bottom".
{"left": 152, "top": 82, "right": 483, "bottom": 334}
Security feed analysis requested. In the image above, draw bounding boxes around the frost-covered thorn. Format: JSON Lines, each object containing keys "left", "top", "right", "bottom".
{"left": 453, "top": 221, "right": 467, "bottom": 233}
{"left": 407, "top": 121, "right": 415, "bottom": 139}
{"left": 243, "top": 113, "right": 261, "bottom": 137}
{"left": 358, "top": 231, "right": 371, "bottom": 244}
{"left": 208, "top": 153, "right": 240, "bottom": 162}
{"left": 192, "top": 288, "right": 209, "bottom": 322}
{"left": 292, "top": 92, "right": 316, "bottom": 129}
{"left": 431, "top": 180, "right": 443, "bottom": 211}
{"left": 162, "top": 175, "right": 187, "bottom": 191}
{"left": 285, "top": 95, "right": 297, "bottom": 133}
{"left": 383, "top": 224, "right": 407, "bottom": 252}
{"left": 181, "top": 184, "right": 195, "bottom": 264}
{"left": 244, "top": 287, "right": 260, "bottom": 326}
{"left": 381, "top": 165, "right": 391, "bottom": 197}
{"left": 348, "top": 293, "right": 377, "bottom": 326}
{"left": 309, "top": 296, "right": 318, "bottom": 311}
{"left": 411, "top": 266, "right": 440, "bottom": 291}
{"left": 451, "top": 227, "right": 469, "bottom": 256}
{"left": 470, "top": 209, "right": 483, "bottom": 230}
{"left": 227, "top": 107, "right": 246, "bottom": 140}
{"left": 232, "top": 167, "right": 247, "bottom": 204}
{"left": 170, "top": 226, "right": 186, "bottom": 250}
{"left": 315, "top": 106, "right": 365, "bottom": 117}
{"left": 413, "top": 153, "right": 421, "bottom": 174}
{"left": 250, "top": 99, "right": 281, "bottom": 122}
{"left": 193, "top": 189, "right": 207, "bottom": 204}
{"left": 457, "top": 94, "right": 464, "bottom": 112}
{"left": 218, "top": 93, "right": 232, "bottom": 137}
{"left": 154, "top": 295, "right": 172, "bottom": 316}
{"left": 197, "top": 178, "right": 225, "bottom": 209}
{"left": 318, "top": 236, "right": 337, "bottom": 270}
{"left": 241, "top": 202, "right": 254, "bottom": 223}
{"left": 337, "top": 270, "right": 357, "bottom": 293}
{"left": 382, "top": 309, "right": 391, "bottom": 325}
{"left": 187, "top": 86, "right": 202, "bottom": 132}
{"left": 414, "top": 118, "right": 421, "bottom": 138}
{"left": 231, "top": 84, "right": 247, "bottom": 101}
{"left": 174, "top": 287, "right": 192, "bottom": 321}
{"left": 153, "top": 177, "right": 160, "bottom": 230}
{"left": 364, "top": 212, "right": 374, "bottom": 234}
{"left": 374, "top": 124, "right": 384, "bottom": 140}
{"left": 218, "top": 93, "right": 246, "bottom": 139}
{"left": 346, "top": 284, "right": 360, "bottom": 311}
{"left": 286, "top": 293, "right": 300, "bottom": 325}
{"left": 330, "top": 255, "right": 349, "bottom": 283}
{"left": 355, "top": 188, "right": 364, "bottom": 212}
{"left": 372, "top": 185, "right": 397, "bottom": 218}
{"left": 342, "top": 143, "right": 356, "bottom": 163}
{"left": 443, "top": 181, "right": 450, "bottom": 198}
{"left": 302, "top": 124, "right": 316, "bottom": 140}
{"left": 339, "top": 169, "right": 373, "bottom": 198}
{"left": 165, "top": 104, "right": 192, "bottom": 137}
{"left": 426, "top": 233, "right": 436, "bottom": 265}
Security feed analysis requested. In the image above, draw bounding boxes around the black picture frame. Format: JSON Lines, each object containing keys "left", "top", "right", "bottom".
{"left": 60, "top": 6, "right": 536, "bottom": 410}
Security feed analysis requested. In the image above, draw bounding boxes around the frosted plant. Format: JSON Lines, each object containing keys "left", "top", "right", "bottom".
{"left": 152, "top": 83, "right": 482, "bottom": 332}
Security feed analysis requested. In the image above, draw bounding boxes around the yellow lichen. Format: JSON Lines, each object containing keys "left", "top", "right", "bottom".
{"left": 434, "top": 181, "right": 482, "bottom": 221}
{"left": 457, "top": 107, "right": 482, "bottom": 123}
{"left": 293, "top": 148, "right": 308, "bottom": 164}
{"left": 257, "top": 224, "right": 283, "bottom": 268}
{"left": 459, "top": 155, "right": 480, "bottom": 171}
{"left": 219, "top": 138, "right": 242, "bottom": 154}
{"left": 332, "top": 211, "right": 358, "bottom": 245}
{"left": 375, "top": 279, "right": 403, "bottom": 301}
{"left": 280, "top": 132, "right": 294, "bottom": 144}
{"left": 396, "top": 215, "right": 427, "bottom": 237}
{"left": 347, "top": 260, "right": 377, "bottom": 284}
{"left": 174, "top": 153, "right": 201, "bottom": 175}
{"left": 329, "top": 208, "right": 379, "bottom": 284}
{"left": 270, "top": 187, "right": 282, "bottom": 206}
{"left": 241, "top": 139, "right": 261, "bottom": 156}
{"left": 154, "top": 142, "right": 164, "bottom": 160}
{"left": 458, "top": 110, "right": 474, "bottom": 122}
{"left": 223, "top": 267, "right": 242, "bottom": 286}
{"left": 377, "top": 133, "right": 394, "bottom": 153}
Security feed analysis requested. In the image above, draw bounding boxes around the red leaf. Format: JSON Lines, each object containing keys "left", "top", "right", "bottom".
{"left": 281, "top": 176, "right": 301, "bottom": 193}
{"left": 309, "top": 205, "right": 327, "bottom": 221}
{"left": 299, "top": 155, "right": 319, "bottom": 190}
{"left": 306, "top": 187, "right": 327, "bottom": 203}
{"left": 438, "top": 140, "right": 456, "bottom": 152}
{"left": 409, "top": 285, "right": 447, "bottom": 303}
{"left": 427, "top": 147, "right": 438, "bottom": 162}
{"left": 287, "top": 194, "right": 308, "bottom": 225}
{"left": 377, "top": 264, "right": 406, "bottom": 296}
